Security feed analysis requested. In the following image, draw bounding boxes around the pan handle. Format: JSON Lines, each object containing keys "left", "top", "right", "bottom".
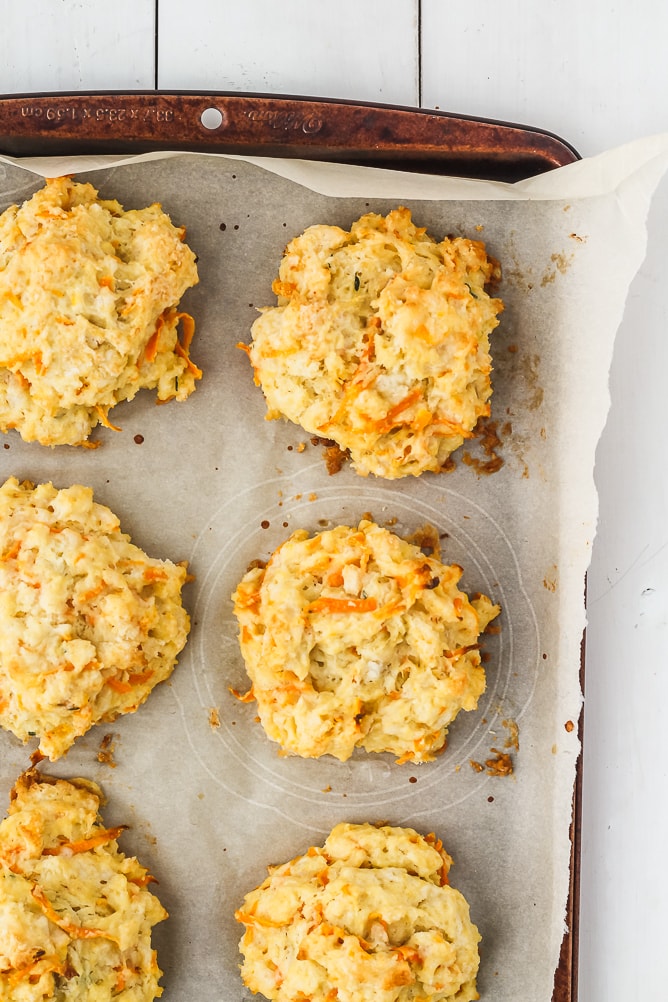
{"left": 0, "top": 92, "right": 579, "bottom": 179}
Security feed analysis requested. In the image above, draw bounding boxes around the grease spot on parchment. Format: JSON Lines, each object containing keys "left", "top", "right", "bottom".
{"left": 541, "top": 251, "right": 575, "bottom": 287}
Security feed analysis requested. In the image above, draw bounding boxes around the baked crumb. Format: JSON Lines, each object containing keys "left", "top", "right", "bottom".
{"left": 97, "top": 732, "right": 118, "bottom": 768}
{"left": 485, "top": 748, "right": 514, "bottom": 776}
{"left": 324, "top": 442, "right": 348, "bottom": 475}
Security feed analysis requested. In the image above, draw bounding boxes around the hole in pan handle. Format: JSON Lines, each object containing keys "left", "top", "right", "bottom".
{"left": 0, "top": 91, "right": 579, "bottom": 182}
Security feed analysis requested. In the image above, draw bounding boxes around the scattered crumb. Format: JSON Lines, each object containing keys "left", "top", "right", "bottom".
{"left": 322, "top": 785, "right": 332, "bottom": 793}
{"left": 297, "top": 442, "right": 306, "bottom": 453}
{"left": 308, "top": 493, "right": 318, "bottom": 502}
{"left": 324, "top": 442, "right": 348, "bottom": 475}
{"left": 485, "top": 749, "right": 514, "bottom": 776}
{"left": 471, "top": 742, "right": 514, "bottom": 776}
{"left": 507, "top": 343, "right": 518, "bottom": 353}
{"left": 551, "top": 743, "right": 558, "bottom": 754}
{"left": 306, "top": 435, "right": 349, "bottom": 476}
{"left": 565, "top": 720, "right": 575, "bottom": 733}
{"left": 209, "top": 707, "right": 221, "bottom": 729}
{"left": 97, "top": 732, "right": 118, "bottom": 767}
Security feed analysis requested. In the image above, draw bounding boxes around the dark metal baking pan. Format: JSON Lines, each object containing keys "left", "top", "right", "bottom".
{"left": 0, "top": 91, "right": 579, "bottom": 181}
{"left": 0, "top": 89, "right": 582, "bottom": 1001}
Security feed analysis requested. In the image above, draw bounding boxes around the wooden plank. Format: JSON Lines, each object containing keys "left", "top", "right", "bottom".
{"left": 157, "top": 0, "right": 419, "bottom": 107}
{"left": 420, "top": 0, "right": 668, "bottom": 155}
{"left": 0, "top": 0, "right": 156, "bottom": 94}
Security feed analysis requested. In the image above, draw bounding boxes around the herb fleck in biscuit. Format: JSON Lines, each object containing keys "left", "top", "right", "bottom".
{"left": 0, "top": 769, "right": 167, "bottom": 1001}
{"left": 0, "top": 176, "right": 200, "bottom": 446}
{"left": 232, "top": 520, "right": 499, "bottom": 762}
{"left": 236, "top": 822, "right": 480, "bottom": 1002}
{"left": 246, "top": 207, "right": 502, "bottom": 478}
{"left": 0, "top": 477, "right": 190, "bottom": 760}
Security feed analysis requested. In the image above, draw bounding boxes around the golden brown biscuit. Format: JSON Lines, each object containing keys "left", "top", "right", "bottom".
{"left": 236, "top": 822, "right": 480, "bottom": 1002}
{"left": 0, "top": 477, "right": 190, "bottom": 760}
{"left": 232, "top": 520, "right": 499, "bottom": 762}
{"left": 246, "top": 207, "right": 502, "bottom": 478}
{"left": 0, "top": 769, "right": 167, "bottom": 1001}
{"left": 0, "top": 176, "right": 200, "bottom": 446}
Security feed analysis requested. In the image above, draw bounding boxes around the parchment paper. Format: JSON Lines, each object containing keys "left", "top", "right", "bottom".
{"left": 1, "top": 134, "right": 667, "bottom": 1001}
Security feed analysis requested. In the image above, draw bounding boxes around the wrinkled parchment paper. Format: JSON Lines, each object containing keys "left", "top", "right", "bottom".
{"left": 1, "top": 134, "right": 667, "bottom": 1001}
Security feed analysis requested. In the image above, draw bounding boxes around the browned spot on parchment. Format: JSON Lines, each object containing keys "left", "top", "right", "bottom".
{"left": 407, "top": 523, "right": 441, "bottom": 561}
{"left": 541, "top": 250, "right": 574, "bottom": 287}
{"left": 502, "top": 718, "right": 520, "bottom": 752}
{"left": 461, "top": 418, "right": 505, "bottom": 475}
{"left": 520, "top": 353, "right": 544, "bottom": 411}
{"left": 543, "top": 564, "right": 558, "bottom": 592}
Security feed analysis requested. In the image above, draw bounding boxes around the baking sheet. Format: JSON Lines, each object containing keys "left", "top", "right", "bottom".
{"left": 1, "top": 134, "right": 667, "bottom": 1001}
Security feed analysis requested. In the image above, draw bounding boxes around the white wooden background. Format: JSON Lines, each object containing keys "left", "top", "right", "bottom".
{"left": 2, "top": 3, "right": 668, "bottom": 999}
